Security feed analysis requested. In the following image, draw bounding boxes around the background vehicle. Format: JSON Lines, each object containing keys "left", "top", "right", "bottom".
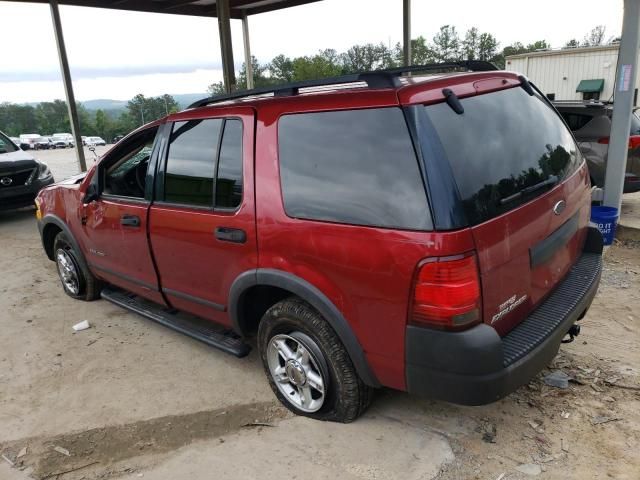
{"left": 553, "top": 100, "right": 640, "bottom": 193}
{"left": 52, "top": 133, "right": 75, "bottom": 148}
{"left": 84, "top": 136, "right": 106, "bottom": 146}
{"left": 0, "top": 129, "right": 54, "bottom": 210}
{"left": 34, "top": 136, "right": 54, "bottom": 150}
{"left": 112, "top": 134, "right": 125, "bottom": 144}
{"left": 19, "top": 133, "right": 40, "bottom": 150}
{"left": 36, "top": 64, "right": 602, "bottom": 422}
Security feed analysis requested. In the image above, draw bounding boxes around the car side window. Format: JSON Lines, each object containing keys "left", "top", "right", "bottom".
{"left": 278, "top": 107, "right": 431, "bottom": 230}
{"left": 103, "top": 127, "right": 158, "bottom": 199}
{"left": 164, "top": 119, "right": 223, "bottom": 207}
{"left": 215, "top": 119, "right": 243, "bottom": 208}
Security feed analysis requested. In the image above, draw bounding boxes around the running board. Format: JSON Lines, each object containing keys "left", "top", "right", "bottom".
{"left": 100, "top": 287, "right": 251, "bottom": 358}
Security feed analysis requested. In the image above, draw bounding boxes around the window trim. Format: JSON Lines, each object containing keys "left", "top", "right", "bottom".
{"left": 158, "top": 116, "right": 244, "bottom": 213}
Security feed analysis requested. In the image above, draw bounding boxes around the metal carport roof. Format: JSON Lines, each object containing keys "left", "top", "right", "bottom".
{"left": 6, "top": 0, "right": 322, "bottom": 18}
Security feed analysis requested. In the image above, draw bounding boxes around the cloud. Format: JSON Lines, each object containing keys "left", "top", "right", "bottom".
{"left": 0, "top": 63, "right": 224, "bottom": 83}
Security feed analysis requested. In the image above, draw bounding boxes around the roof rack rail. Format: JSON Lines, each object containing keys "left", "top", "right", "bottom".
{"left": 187, "top": 60, "right": 500, "bottom": 109}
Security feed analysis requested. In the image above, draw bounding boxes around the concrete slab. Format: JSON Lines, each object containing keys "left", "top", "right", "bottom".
{"left": 618, "top": 191, "right": 640, "bottom": 240}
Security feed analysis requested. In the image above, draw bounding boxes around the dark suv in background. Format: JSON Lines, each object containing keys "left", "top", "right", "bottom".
{"left": 36, "top": 63, "right": 602, "bottom": 422}
{"left": 553, "top": 100, "right": 640, "bottom": 193}
{"left": 0, "top": 130, "right": 54, "bottom": 211}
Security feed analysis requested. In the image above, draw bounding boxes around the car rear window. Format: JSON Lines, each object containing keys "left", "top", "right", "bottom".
{"left": 278, "top": 107, "right": 432, "bottom": 230}
{"left": 422, "top": 87, "right": 582, "bottom": 225}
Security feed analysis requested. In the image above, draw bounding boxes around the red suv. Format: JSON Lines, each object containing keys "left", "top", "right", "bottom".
{"left": 36, "top": 62, "right": 603, "bottom": 422}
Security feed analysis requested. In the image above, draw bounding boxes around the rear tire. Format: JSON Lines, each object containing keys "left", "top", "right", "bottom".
{"left": 53, "top": 232, "right": 101, "bottom": 301}
{"left": 258, "top": 298, "right": 373, "bottom": 423}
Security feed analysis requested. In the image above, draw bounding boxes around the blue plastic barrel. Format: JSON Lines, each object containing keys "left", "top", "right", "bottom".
{"left": 591, "top": 206, "right": 619, "bottom": 245}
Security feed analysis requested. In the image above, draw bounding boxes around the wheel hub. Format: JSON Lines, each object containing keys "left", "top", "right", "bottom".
{"left": 266, "top": 333, "right": 327, "bottom": 413}
{"left": 285, "top": 360, "right": 307, "bottom": 386}
{"left": 56, "top": 249, "right": 80, "bottom": 295}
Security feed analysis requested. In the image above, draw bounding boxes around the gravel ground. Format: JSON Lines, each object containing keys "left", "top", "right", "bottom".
{"left": 0, "top": 166, "right": 638, "bottom": 479}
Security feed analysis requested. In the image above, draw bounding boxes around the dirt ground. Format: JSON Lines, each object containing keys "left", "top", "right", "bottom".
{"left": 0, "top": 150, "right": 638, "bottom": 479}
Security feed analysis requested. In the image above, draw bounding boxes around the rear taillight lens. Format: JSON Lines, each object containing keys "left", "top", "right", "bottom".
{"left": 411, "top": 253, "right": 482, "bottom": 330}
{"left": 598, "top": 135, "right": 640, "bottom": 149}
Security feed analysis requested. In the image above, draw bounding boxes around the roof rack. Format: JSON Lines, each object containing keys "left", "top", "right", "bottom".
{"left": 188, "top": 60, "right": 499, "bottom": 109}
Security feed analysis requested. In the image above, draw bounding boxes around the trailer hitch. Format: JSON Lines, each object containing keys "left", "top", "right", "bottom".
{"left": 562, "top": 324, "right": 581, "bottom": 344}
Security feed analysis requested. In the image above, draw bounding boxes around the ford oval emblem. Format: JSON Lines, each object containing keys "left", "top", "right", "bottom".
{"left": 0, "top": 177, "right": 12, "bottom": 186}
{"left": 553, "top": 200, "right": 566, "bottom": 215}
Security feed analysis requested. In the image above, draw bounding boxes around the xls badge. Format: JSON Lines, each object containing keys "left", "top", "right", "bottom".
{"left": 491, "top": 294, "right": 528, "bottom": 324}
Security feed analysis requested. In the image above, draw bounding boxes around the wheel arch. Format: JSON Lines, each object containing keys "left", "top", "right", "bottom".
{"left": 229, "top": 268, "right": 380, "bottom": 388}
{"left": 40, "top": 214, "right": 86, "bottom": 266}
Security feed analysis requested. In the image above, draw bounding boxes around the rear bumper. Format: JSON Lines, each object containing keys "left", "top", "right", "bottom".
{"left": 0, "top": 176, "right": 55, "bottom": 211}
{"left": 405, "top": 228, "right": 603, "bottom": 406}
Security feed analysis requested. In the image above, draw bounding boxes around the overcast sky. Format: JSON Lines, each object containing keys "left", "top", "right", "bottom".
{"left": 0, "top": 0, "right": 624, "bottom": 103}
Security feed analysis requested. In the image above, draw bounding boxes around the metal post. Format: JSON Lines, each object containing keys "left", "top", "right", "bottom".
{"left": 216, "top": 0, "right": 236, "bottom": 93}
{"left": 403, "top": 0, "right": 411, "bottom": 66}
{"left": 603, "top": 0, "right": 640, "bottom": 210}
{"left": 49, "top": 0, "right": 86, "bottom": 172}
{"left": 241, "top": 11, "right": 254, "bottom": 89}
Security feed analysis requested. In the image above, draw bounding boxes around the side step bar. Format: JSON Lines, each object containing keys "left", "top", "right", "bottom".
{"left": 101, "top": 287, "right": 251, "bottom": 358}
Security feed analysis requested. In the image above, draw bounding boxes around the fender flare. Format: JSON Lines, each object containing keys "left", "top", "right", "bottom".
{"left": 39, "top": 214, "right": 87, "bottom": 268}
{"left": 229, "top": 268, "right": 380, "bottom": 388}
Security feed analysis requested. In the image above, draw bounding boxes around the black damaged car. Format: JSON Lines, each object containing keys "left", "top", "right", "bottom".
{"left": 0, "top": 130, "right": 55, "bottom": 211}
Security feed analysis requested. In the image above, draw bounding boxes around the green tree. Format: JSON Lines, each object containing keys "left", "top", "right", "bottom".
{"left": 583, "top": 25, "right": 606, "bottom": 46}
{"left": 478, "top": 33, "right": 499, "bottom": 61}
{"left": 432, "top": 25, "right": 461, "bottom": 62}
{"left": 269, "top": 54, "right": 295, "bottom": 82}
{"left": 462, "top": 27, "right": 480, "bottom": 60}
{"left": 410, "top": 36, "right": 436, "bottom": 65}
{"left": 340, "top": 43, "right": 391, "bottom": 72}
{"left": 564, "top": 38, "right": 580, "bottom": 48}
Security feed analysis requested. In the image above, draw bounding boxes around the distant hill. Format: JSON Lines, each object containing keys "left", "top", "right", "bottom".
{"left": 81, "top": 93, "right": 206, "bottom": 111}
{"left": 23, "top": 93, "right": 208, "bottom": 111}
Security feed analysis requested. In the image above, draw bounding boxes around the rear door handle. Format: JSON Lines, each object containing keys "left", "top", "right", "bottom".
{"left": 215, "top": 227, "right": 246, "bottom": 243}
{"left": 120, "top": 215, "right": 141, "bottom": 227}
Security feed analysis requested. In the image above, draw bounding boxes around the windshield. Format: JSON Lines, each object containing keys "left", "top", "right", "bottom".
{"left": 0, "top": 131, "right": 19, "bottom": 153}
{"left": 422, "top": 86, "right": 582, "bottom": 225}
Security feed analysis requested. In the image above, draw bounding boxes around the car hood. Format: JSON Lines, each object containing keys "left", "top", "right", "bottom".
{"left": 56, "top": 172, "right": 86, "bottom": 185}
{"left": 0, "top": 150, "right": 38, "bottom": 171}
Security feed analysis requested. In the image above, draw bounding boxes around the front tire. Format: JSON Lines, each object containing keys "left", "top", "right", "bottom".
{"left": 53, "top": 232, "right": 101, "bottom": 301}
{"left": 258, "top": 298, "right": 373, "bottom": 422}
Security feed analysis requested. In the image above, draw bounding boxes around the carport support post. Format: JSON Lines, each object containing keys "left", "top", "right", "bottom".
{"left": 403, "top": 0, "right": 411, "bottom": 66}
{"left": 49, "top": 0, "right": 86, "bottom": 172}
{"left": 603, "top": 0, "right": 640, "bottom": 210}
{"left": 241, "top": 11, "right": 254, "bottom": 89}
{"left": 217, "top": 0, "right": 236, "bottom": 93}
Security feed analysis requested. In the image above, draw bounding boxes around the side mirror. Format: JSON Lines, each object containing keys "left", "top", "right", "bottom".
{"left": 83, "top": 182, "right": 99, "bottom": 204}
{"left": 89, "top": 146, "right": 96, "bottom": 152}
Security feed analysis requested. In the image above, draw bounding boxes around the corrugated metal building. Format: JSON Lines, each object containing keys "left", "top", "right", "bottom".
{"left": 505, "top": 45, "right": 639, "bottom": 104}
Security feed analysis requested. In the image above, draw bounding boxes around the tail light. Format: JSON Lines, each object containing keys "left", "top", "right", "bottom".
{"left": 598, "top": 135, "right": 640, "bottom": 149}
{"left": 410, "top": 253, "right": 482, "bottom": 330}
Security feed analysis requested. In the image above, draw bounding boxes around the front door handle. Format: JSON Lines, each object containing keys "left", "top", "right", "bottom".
{"left": 121, "top": 215, "right": 141, "bottom": 227}
{"left": 215, "top": 227, "right": 246, "bottom": 243}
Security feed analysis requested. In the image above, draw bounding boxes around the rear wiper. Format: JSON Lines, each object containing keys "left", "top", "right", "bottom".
{"left": 499, "top": 175, "right": 558, "bottom": 205}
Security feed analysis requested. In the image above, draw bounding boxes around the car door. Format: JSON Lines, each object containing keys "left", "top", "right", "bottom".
{"left": 81, "top": 124, "right": 165, "bottom": 304}
{"left": 148, "top": 107, "right": 257, "bottom": 326}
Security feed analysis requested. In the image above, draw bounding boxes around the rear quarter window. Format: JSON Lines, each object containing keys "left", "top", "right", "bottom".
{"left": 423, "top": 87, "right": 582, "bottom": 225}
{"left": 278, "top": 107, "right": 432, "bottom": 230}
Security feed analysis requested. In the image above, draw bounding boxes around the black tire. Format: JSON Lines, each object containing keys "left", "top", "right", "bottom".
{"left": 258, "top": 297, "right": 373, "bottom": 423}
{"left": 53, "top": 231, "right": 101, "bottom": 301}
